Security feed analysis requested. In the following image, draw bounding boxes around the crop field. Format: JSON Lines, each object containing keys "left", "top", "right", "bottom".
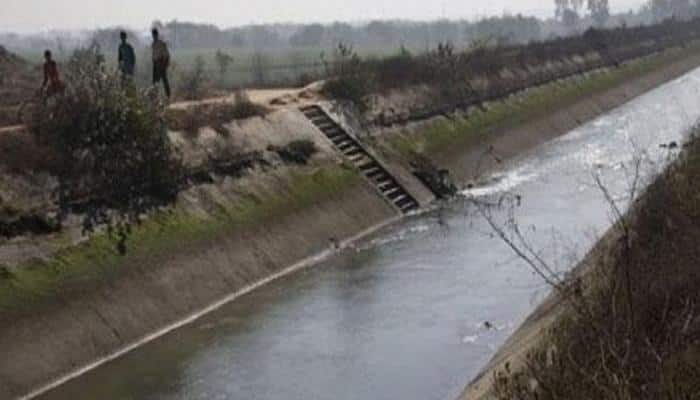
{"left": 13, "top": 45, "right": 403, "bottom": 89}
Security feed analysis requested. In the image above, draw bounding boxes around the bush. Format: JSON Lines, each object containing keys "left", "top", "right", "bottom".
{"left": 321, "top": 43, "right": 371, "bottom": 110}
{"left": 178, "top": 55, "right": 208, "bottom": 100}
{"left": 29, "top": 44, "right": 183, "bottom": 252}
{"left": 214, "top": 49, "right": 234, "bottom": 85}
{"left": 230, "top": 90, "right": 270, "bottom": 119}
{"left": 251, "top": 52, "right": 269, "bottom": 86}
{"left": 371, "top": 46, "right": 418, "bottom": 88}
{"left": 0, "top": 264, "right": 12, "bottom": 280}
{"left": 270, "top": 140, "right": 317, "bottom": 165}
{"left": 0, "top": 129, "right": 59, "bottom": 174}
{"left": 322, "top": 78, "right": 368, "bottom": 108}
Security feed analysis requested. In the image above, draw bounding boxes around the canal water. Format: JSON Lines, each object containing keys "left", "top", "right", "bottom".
{"left": 39, "top": 68, "right": 700, "bottom": 400}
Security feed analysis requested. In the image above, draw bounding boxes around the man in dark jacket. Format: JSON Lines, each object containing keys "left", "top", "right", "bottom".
{"left": 151, "top": 28, "right": 171, "bottom": 98}
{"left": 118, "top": 31, "right": 136, "bottom": 78}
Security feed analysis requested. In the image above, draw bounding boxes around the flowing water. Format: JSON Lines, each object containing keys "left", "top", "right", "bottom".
{"left": 39, "top": 69, "right": 700, "bottom": 400}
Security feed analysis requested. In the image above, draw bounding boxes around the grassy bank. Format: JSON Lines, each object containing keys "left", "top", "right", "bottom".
{"left": 0, "top": 165, "right": 359, "bottom": 319}
{"left": 487, "top": 136, "right": 700, "bottom": 399}
{"left": 387, "top": 44, "right": 698, "bottom": 159}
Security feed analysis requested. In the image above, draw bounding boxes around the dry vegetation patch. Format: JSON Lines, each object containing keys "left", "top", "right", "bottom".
{"left": 166, "top": 92, "right": 270, "bottom": 137}
{"left": 323, "top": 18, "right": 700, "bottom": 124}
{"left": 492, "top": 137, "right": 700, "bottom": 400}
{"left": 0, "top": 130, "right": 59, "bottom": 174}
{"left": 0, "top": 46, "right": 36, "bottom": 126}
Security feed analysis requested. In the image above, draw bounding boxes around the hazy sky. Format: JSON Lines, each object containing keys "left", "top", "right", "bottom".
{"left": 3, "top": 0, "right": 647, "bottom": 33}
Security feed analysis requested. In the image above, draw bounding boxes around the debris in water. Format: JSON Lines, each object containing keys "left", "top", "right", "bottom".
{"left": 660, "top": 141, "right": 679, "bottom": 149}
{"left": 411, "top": 156, "right": 458, "bottom": 199}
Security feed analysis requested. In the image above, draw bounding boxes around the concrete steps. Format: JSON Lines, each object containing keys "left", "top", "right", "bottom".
{"left": 300, "top": 105, "right": 419, "bottom": 214}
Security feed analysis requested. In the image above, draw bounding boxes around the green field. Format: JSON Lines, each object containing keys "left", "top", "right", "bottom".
{"left": 14, "top": 45, "right": 403, "bottom": 89}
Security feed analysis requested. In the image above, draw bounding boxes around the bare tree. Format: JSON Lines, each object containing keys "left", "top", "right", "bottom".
{"left": 649, "top": 0, "right": 696, "bottom": 21}
{"left": 555, "top": 0, "right": 609, "bottom": 30}
{"left": 179, "top": 55, "right": 208, "bottom": 100}
{"left": 589, "top": 0, "right": 611, "bottom": 27}
{"left": 555, "top": 0, "right": 584, "bottom": 32}
{"left": 214, "top": 49, "right": 234, "bottom": 86}
{"left": 250, "top": 52, "right": 269, "bottom": 86}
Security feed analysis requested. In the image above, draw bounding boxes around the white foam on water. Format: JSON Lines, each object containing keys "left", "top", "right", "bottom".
{"left": 461, "top": 335, "right": 479, "bottom": 344}
{"left": 461, "top": 166, "right": 538, "bottom": 198}
{"left": 358, "top": 224, "right": 432, "bottom": 250}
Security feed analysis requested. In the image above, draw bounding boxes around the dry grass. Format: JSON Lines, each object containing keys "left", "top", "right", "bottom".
{"left": 493, "top": 137, "right": 700, "bottom": 399}
{"left": 166, "top": 93, "right": 270, "bottom": 137}
{"left": 0, "top": 46, "right": 35, "bottom": 110}
{"left": 324, "top": 18, "right": 700, "bottom": 119}
{"left": 0, "top": 130, "right": 61, "bottom": 174}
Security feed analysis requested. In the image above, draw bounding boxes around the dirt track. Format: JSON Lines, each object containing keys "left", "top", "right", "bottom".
{"left": 0, "top": 87, "right": 319, "bottom": 135}
{"left": 169, "top": 87, "right": 318, "bottom": 110}
{"left": 0, "top": 125, "right": 23, "bottom": 134}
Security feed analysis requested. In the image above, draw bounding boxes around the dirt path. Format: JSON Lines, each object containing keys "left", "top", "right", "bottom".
{"left": 0, "top": 125, "right": 24, "bottom": 134}
{"left": 169, "top": 87, "right": 319, "bottom": 110}
{"left": 0, "top": 86, "right": 321, "bottom": 134}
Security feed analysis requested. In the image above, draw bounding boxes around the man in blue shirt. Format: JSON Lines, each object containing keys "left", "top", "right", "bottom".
{"left": 118, "top": 31, "right": 136, "bottom": 78}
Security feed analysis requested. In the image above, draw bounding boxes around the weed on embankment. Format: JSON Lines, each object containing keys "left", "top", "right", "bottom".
{"left": 0, "top": 165, "right": 359, "bottom": 319}
{"left": 387, "top": 45, "right": 692, "bottom": 160}
{"left": 166, "top": 92, "right": 270, "bottom": 137}
{"left": 491, "top": 137, "right": 700, "bottom": 399}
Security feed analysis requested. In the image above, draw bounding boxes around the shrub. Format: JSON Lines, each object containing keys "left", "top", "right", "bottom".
{"left": 270, "top": 140, "right": 317, "bottom": 165}
{"left": 371, "top": 46, "right": 418, "bottom": 88}
{"left": 214, "top": 49, "right": 234, "bottom": 85}
{"left": 321, "top": 43, "right": 371, "bottom": 110}
{"left": 29, "top": 44, "right": 183, "bottom": 252}
{"left": 178, "top": 55, "right": 208, "bottom": 100}
{"left": 166, "top": 106, "right": 218, "bottom": 137}
{"left": 0, "top": 264, "right": 12, "bottom": 280}
{"left": 251, "top": 52, "right": 269, "bottom": 86}
{"left": 229, "top": 90, "right": 270, "bottom": 120}
{"left": 0, "top": 129, "right": 59, "bottom": 174}
{"left": 322, "top": 78, "right": 368, "bottom": 109}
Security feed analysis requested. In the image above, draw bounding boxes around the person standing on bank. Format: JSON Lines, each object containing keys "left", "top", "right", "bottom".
{"left": 41, "top": 50, "right": 64, "bottom": 98}
{"left": 118, "top": 31, "right": 136, "bottom": 79}
{"left": 151, "top": 28, "right": 171, "bottom": 98}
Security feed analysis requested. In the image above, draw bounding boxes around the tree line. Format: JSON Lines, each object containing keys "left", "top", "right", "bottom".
{"left": 140, "top": 17, "right": 546, "bottom": 50}
{"left": 2, "top": 17, "right": 548, "bottom": 55}
{"left": 554, "top": 0, "right": 700, "bottom": 30}
{"left": 5, "top": 1, "right": 700, "bottom": 56}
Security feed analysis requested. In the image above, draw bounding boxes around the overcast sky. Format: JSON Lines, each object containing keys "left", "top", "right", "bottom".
{"left": 2, "top": 0, "right": 647, "bottom": 33}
